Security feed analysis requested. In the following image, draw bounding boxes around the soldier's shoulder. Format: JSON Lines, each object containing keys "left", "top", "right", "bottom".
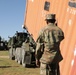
{"left": 38, "top": 28, "right": 44, "bottom": 36}
{"left": 40, "top": 26, "right": 48, "bottom": 32}
{"left": 56, "top": 26, "right": 63, "bottom": 31}
{"left": 56, "top": 27, "right": 64, "bottom": 36}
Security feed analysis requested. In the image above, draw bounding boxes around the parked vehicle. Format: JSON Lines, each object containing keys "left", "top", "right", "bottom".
{"left": 8, "top": 31, "right": 36, "bottom": 67}
{"left": 0, "top": 39, "right": 8, "bottom": 50}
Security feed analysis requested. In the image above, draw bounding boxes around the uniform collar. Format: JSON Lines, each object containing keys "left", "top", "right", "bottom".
{"left": 48, "top": 23, "right": 55, "bottom": 26}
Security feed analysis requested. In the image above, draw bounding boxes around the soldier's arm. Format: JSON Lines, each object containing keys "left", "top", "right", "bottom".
{"left": 58, "top": 28, "right": 65, "bottom": 41}
{"left": 59, "top": 31, "right": 64, "bottom": 41}
{"left": 35, "top": 29, "right": 44, "bottom": 67}
{"left": 35, "top": 30, "right": 44, "bottom": 60}
{"left": 35, "top": 39, "right": 43, "bottom": 67}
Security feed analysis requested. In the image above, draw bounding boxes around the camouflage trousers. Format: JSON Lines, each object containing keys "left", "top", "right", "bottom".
{"left": 40, "top": 63, "right": 60, "bottom": 75}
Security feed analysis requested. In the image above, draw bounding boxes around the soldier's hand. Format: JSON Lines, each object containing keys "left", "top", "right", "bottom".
{"left": 36, "top": 59, "right": 40, "bottom": 67}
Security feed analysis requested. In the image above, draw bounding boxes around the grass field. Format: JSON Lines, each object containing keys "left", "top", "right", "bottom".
{"left": 0, "top": 50, "right": 9, "bottom": 56}
{"left": 0, "top": 50, "right": 40, "bottom": 75}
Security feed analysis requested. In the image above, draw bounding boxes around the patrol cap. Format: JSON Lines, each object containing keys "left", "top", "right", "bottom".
{"left": 45, "top": 14, "right": 56, "bottom": 20}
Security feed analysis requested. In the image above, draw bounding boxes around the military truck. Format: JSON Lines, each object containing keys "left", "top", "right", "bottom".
{"left": 8, "top": 31, "right": 36, "bottom": 67}
{"left": 21, "top": 34, "right": 36, "bottom": 67}
{"left": 18, "top": 25, "right": 36, "bottom": 67}
{"left": 8, "top": 31, "right": 28, "bottom": 60}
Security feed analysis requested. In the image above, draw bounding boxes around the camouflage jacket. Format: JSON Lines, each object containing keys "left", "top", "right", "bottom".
{"left": 36, "top": 23, "right": 64, "bottom": 64}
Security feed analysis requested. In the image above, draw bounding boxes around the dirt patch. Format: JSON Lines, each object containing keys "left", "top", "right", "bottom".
{"left": 0, "top": 56, "right": 9, "bottom": 58}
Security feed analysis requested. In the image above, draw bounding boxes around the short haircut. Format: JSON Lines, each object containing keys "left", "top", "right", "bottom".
{"left": 46, "top": 19, "right": 56, "bottom": 23}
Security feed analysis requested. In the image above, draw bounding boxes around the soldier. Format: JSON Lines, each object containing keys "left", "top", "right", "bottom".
{"left": 35, "top": 14, "right": 64, "bottom": 75}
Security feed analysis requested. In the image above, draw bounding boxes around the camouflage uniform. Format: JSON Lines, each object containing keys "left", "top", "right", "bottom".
{"left": 36, "top": 14, "right": 64, "bottom": 75}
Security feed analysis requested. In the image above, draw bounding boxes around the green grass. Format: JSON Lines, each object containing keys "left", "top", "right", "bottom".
{"left": 0, "top": 51, "right": 40, "bottom": 75}
{"left": 0, "top": 50, "right": 9, "bottom": 56}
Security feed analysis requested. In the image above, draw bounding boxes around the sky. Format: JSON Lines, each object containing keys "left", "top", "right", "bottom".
{"left": 0, "top": 0, "right": 26, "bottom": 41}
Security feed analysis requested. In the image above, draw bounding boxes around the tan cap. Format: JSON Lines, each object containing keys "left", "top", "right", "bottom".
{"left": 45, "top": 14, "right": 56, "bottom": 20}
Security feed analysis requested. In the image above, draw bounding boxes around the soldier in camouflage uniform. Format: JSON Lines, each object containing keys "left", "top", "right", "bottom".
{"left": 35, "top": 14, "right": 64, "bottom": 75}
